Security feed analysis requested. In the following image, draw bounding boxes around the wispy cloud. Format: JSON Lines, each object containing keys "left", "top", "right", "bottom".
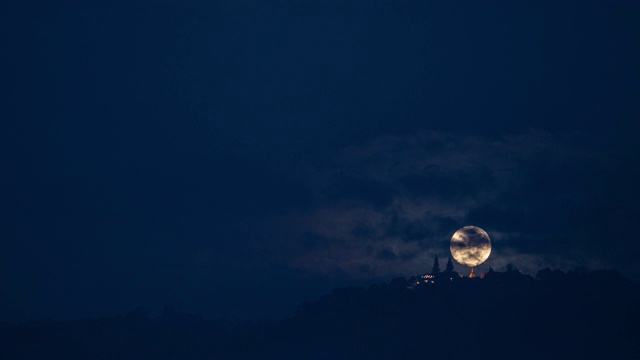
{"left": 274, "top": 129, "right": 609, "bottom": 278}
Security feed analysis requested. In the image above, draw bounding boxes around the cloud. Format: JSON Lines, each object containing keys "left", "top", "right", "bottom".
{"left": 376, "top": 247, "right": 397, "bottom": 261}
{"left": 271, "top": 129, "right": 615, "bottom": 278}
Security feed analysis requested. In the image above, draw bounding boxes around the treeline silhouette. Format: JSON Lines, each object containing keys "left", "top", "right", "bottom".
{"left": 1, "top": 267, "right": 638, "bottom": 359}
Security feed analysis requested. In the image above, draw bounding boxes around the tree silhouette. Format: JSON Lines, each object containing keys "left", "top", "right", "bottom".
{"left": 432, "top": 255, "right": 440, "bottom": 274}
{"left": 445, "top": 257, "right": 454, "bottom": 273}
{"left": 536, "top": 268, "right": 552, "bottom": 281}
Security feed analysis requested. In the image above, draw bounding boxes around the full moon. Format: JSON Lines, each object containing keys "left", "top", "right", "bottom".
{"left": 450, "top": 226, "right": 491, "bottom": 267}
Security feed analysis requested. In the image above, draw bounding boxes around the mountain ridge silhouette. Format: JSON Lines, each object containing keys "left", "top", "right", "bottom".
{"left": 1, "top": 267, "right": 638, "bottom": 359}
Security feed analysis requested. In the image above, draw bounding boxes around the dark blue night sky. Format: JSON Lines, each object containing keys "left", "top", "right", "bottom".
{"left": 1, "top": 0, "right": 639, "bottom": 322}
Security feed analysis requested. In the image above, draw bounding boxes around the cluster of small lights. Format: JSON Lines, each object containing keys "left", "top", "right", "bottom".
{"left": 409, "top": 270, "right": 491, "bottom": 289}
{"left": 413, "top": 275, "right": 435, "bottom": 284}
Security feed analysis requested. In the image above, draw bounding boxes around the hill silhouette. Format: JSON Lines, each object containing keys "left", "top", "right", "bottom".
{"left": 1, "top": 268, "right": 638, "bottom": 359}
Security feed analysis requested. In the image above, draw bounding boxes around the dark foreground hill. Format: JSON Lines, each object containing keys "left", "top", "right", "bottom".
{"left": 244, "top": 269, "right": 640, "bottom": 359}
{"left": 1, "top": 268, "right": 639, "bottom": 359}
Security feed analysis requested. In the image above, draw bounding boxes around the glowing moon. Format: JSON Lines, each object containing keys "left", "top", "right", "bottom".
{"left": 450, "top": 226, "right": 491, "bottom": 267}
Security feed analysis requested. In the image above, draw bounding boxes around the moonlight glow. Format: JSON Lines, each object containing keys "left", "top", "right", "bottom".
{"left": 450, "top": 226, "right": 491, "bottom": 267}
